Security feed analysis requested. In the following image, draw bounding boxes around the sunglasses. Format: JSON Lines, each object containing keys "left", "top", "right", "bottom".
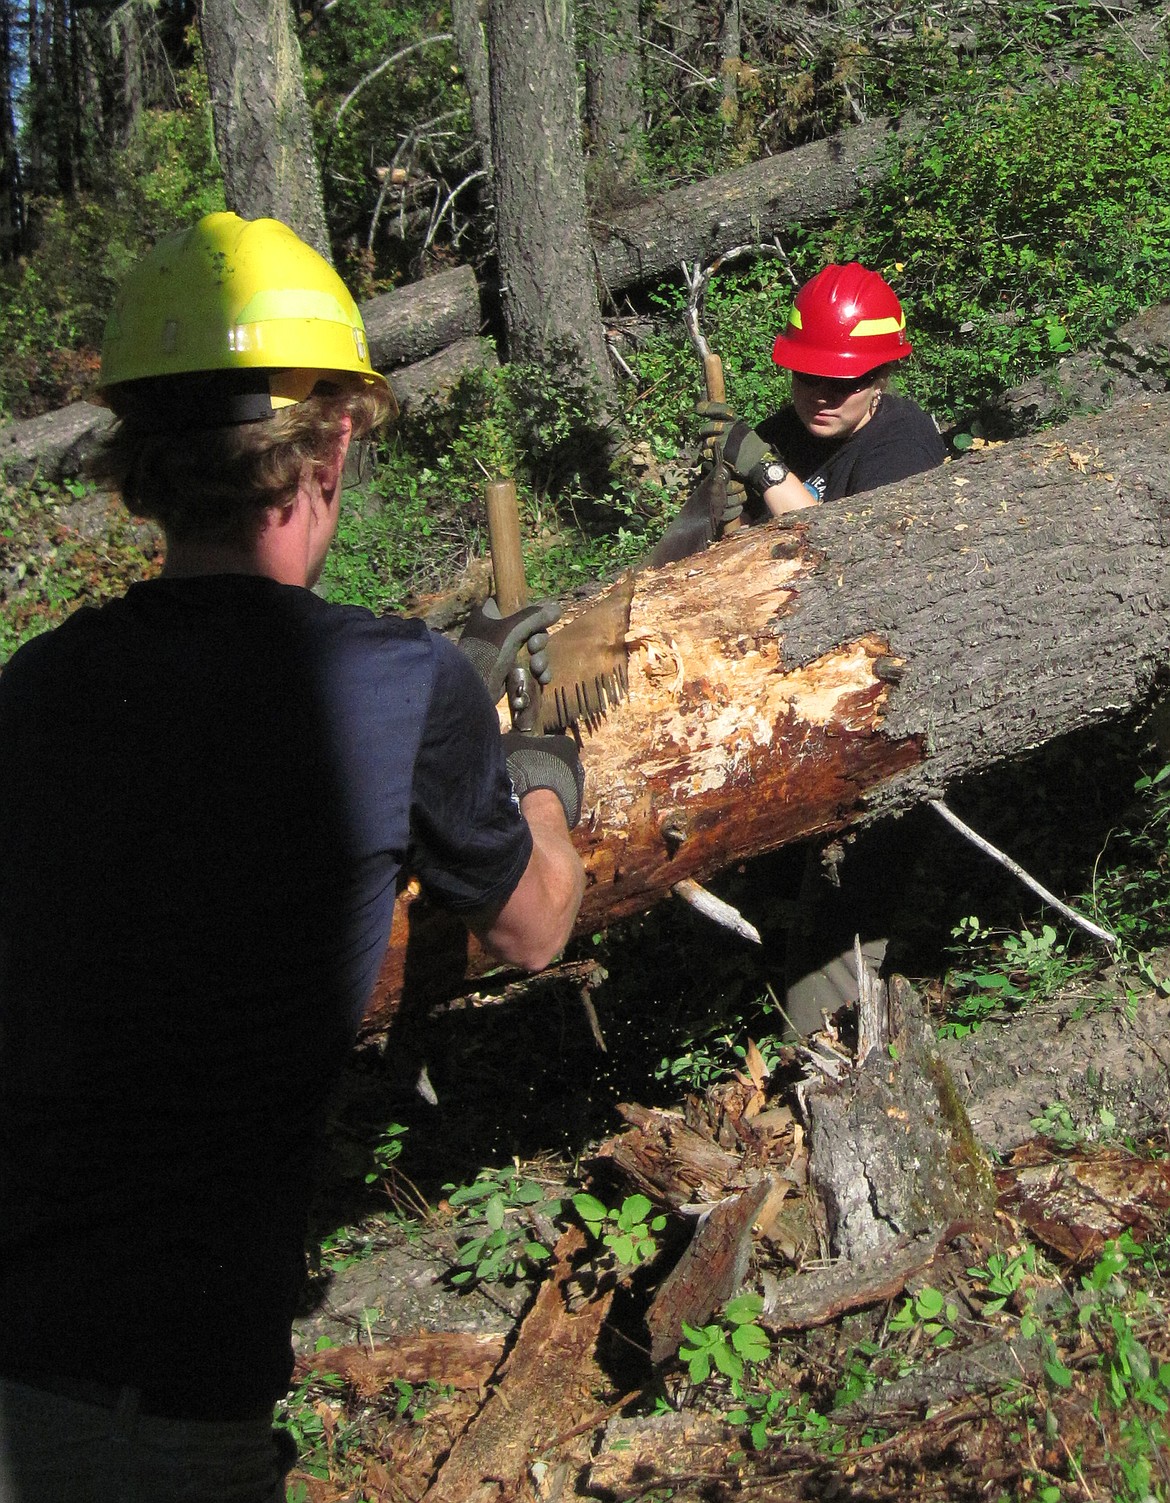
{"left": 341, "top": 439, "right": 378, "bottom": 491}
{"left": 791, "top": 370, "right": 877, "bottom": 399}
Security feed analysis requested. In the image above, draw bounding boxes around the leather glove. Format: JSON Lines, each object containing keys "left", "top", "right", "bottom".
{"left": 693, "top": 400, "right": 746, "bottom": 529}
{"left": 713, "top": 420, "right": 791, "bottom": 495}
{"left": 502, "top": 731, "right": 585, "bottom": 828}
{"left": 459, "top": 597, "right": 560, "bottom": 704}
{"left": 713, "top": 474, "right": 747, "bottom": 530}
{"left": 695, "top": 398, "right": 736, "bottom": 449}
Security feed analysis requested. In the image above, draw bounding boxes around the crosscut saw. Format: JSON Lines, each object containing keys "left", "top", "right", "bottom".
{"left": 486, "top": 477, "right": 633, "bottom": 735}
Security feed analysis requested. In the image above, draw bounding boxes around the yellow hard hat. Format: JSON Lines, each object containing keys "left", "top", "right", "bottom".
{"left": 98, "top": 212, "right": 389, "bottom": 417}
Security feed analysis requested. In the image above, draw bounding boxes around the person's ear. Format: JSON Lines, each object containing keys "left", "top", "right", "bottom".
{"left": 318, "top": 417, "right": 354, "bottom": 501}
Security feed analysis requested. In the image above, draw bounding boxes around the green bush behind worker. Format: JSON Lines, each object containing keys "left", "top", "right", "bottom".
{"left": 0, "top": 213, "right": 586, "bottom": 1501}
{"left": 703, "top": 263, "right": 948, "bottom": 1037}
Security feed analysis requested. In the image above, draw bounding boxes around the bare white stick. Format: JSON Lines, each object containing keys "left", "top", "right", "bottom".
{"left": 929, "top": 798, "right": 1118, "bottom": 948}
{"left": 672, "top": 878, "right": 761, "bottom": 944}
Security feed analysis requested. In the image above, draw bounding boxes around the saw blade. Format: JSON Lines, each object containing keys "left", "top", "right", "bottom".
{"left": 541, "top": 572, "right": 635, "bottom": 733}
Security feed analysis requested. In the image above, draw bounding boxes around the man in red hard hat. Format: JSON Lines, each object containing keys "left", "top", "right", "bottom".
{"left": 704, "top": 262, "right": 946, "bottom": 523}
{"left": 699, "top": 263, "right": 948, "bottom": 1040}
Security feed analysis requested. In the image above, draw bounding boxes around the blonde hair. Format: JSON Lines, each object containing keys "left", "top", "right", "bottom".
{"left": 89, "top": 380, "right": 393, "bottom": 546}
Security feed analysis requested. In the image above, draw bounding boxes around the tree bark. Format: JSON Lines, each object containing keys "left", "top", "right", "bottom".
{"left": 450, "top": 0, "right": 491, "bottom": 176}
{"left": 364, "top": 394, "right": 1170, "bottom": 1026}
{"left": 198, "top": 0, "right": 330, "bottom": 259}
{"left": 486, "top": 0, "right": 615, "bottom": 403}
{"left": 581, "top": 0, "right": 644, "bottom": 173}
{"left": 361, "top": 263, "right": 481, "bottom": 370}
{"left": 591, "top": 115, "right": 920, "bottom": 294}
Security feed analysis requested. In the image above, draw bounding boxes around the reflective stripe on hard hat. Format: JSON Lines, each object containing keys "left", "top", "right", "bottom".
{"left": 772, "top": 262, "right": 912, "bottom": 378}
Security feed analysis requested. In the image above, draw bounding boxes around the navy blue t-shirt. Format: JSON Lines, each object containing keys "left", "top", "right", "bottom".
{"left": 755, "top": 391, "right": 946, "bottom": 506}
{"left": 0, "top": 575, "right": 531, "bottom": 1416}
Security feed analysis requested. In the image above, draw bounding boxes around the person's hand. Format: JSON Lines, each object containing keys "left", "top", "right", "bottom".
{"left": 712, "top": 474, "right": 747, "bottom": 530}
{"left": 695, "top": 398, "right": 736, "bottom": 450}
{"left": 502, "top": 731, "right": 585, "bottom": 828}
{"left": 460, "top": 597, "right": 560, "bottom": 703}
{"left": 712, "top": 420, "right": 790, "bottom": 495}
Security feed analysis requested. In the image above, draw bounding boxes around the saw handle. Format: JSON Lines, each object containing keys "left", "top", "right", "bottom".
{"left": 485, "top": 477, "right": 540, "bottom": 733}
{"left": 703, "top": 352, "right": 743, "bottom": 538}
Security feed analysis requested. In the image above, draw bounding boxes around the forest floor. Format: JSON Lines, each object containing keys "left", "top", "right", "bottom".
{"left": 281, "top": 739, "right": 1170, "bottom": 1502}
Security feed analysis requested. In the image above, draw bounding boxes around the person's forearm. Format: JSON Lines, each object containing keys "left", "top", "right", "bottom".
{"left": 474, "top": 789, "right": 585, "bottom": 970}
{"left": 763, "top": 473, "right": 819, "bottom": 516}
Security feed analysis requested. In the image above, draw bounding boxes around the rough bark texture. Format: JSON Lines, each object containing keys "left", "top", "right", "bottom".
{"left": 450, "top": 0, "right": 492, "bottom": 175}
{"left": 422, "top": 1225, "right": 612, "bottom": 1503}
{"left": 0, "top": 399, "right": 112, "bottom": 480}
{"left": 805, "top": 977, "right": 996, "bottom": 1260}
{"left": 198, "top": 0, "right": 330, "bottom": 259}
{"left": 486, "top": 0, "right": 615, "bottom": 400}
{"left": 365, "top": 395, "right": 1170, "bottom": 1025}
{"left": 387, "top": 336, "right": 499, "bottom": 414}
{"left": 361, "top": 263, "right": 482, "bottom": 371}
{"left": 939, "top": 968, "right": 1170, "bottom": 1156}
{"left": 581, "top": 0, "right": 644, "bottom": 168}
{"left": 591, "top": 116, "right": 922, "bottom": 294}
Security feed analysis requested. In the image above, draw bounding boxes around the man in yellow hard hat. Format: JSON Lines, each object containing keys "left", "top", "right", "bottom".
{"left": 0, "top": 214, "right": 585, "bottom": 1501}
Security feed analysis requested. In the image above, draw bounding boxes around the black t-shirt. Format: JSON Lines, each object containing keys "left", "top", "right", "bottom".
{"left": 755, "top": 391, "right": 946, "bottom": 506}
{"left": 0, "top": 575, "right": 531, "bottom": 1417}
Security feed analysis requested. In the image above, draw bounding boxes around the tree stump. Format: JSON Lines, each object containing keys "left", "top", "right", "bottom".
{"left": 804, "top": 960, "right": 997, "bottom": 1261}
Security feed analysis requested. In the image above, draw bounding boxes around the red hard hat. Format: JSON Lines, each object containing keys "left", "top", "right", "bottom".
{"left": 772, "top": 263, "right": 912, "bottom": 377}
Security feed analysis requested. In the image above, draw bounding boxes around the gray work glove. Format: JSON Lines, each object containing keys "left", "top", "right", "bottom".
{"left": 694, "top": 401, "right": 747, "bottom": 529}
{"left": 502, "top": 731, "right": 585, "bottom": 828}
{"left": 714, "top": 420, "right": 786, "bottom": 494}
{"left": 695, "top": 398, "right": 736, "bottom": 449}
{"left": 460, "top": 597, "right": 560, "bottom": 704}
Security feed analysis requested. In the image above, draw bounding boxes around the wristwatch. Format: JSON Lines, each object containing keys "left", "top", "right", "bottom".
{"left": 755, "top": 458, "right": 791, "bottom": 491}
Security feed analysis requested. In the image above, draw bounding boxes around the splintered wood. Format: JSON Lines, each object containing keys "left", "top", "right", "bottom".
{"left": 367, "top": 395, "right": 1170, "bottom": 1022}
{"left": 422, "top": 1227, "right": 614, "bottom": 1503}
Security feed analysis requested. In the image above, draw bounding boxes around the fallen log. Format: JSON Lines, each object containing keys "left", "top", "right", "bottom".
{"left": 291, "top": 1331, "right": 506, "bottom": 1395}
{"left": 367, "top": 394, "right": 1170, "bottom": 1025}
{"left": 361, "top": 262, "right": 482, "bottom": 370}
{"left": 387, "top": 334, "right": 498, "bottom": 414}
{"left": 422, "top": 1225, "right": 614, "bottom": 1503}
{"left": 0, "top": 338, "right": 499, "bottom": 483}
{"left": 591, "top": 115, "right": 917, "bottom": 294}
{"left": 0, "top": 400, "right": 112, "bottom": 481}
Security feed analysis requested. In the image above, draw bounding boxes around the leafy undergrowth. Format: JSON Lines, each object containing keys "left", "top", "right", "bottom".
{"left": 0, "top": 476, "right": 163, "bottom": 664}
{"left": 283, "top": 1138, "right": 1170, "bottom": 1502}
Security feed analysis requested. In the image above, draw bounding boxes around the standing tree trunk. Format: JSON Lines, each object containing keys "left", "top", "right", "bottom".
{"left": 719, "top": 0, "right": 741, "bottom": 129}
{"left": 451, "top": 0, "right": 491, "bottom": 176}
{"left": 0, "top": 0, "right": 24, "bottom": 258}
{"left": 198, "top": 0, "right": 330, "bottom": 259}
{"left": 486, "top": 0, "right": 615, "bottom": 403}
{"left": 581, "top": 0, "right": 644, "bottom": 176}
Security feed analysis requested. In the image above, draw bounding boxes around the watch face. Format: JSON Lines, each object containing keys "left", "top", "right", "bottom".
{"left": 761, "top": 461, "right": 789, "bottom": 488}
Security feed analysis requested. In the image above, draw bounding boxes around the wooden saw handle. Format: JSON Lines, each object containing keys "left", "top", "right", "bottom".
{"left": 485, "top": 477, "right": 539, "bottom": 731}
{"left": 486, "top": 477, "right": 528, "bottom": 615}
{"left": 703, "top": 352, "right": 742, "bottom": 538}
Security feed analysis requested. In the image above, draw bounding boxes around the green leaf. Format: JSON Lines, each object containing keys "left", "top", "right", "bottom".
{"left": 1044, "top": 1358, "right": 1074, "bottom": 1389}
{"left": 568, "top": 1190, "right": 607, "bottom": 1226}
{"left": 724, "top": 1292, "right": 764, "bottom": 1325}
{"left": 712, "top": 1343, "right": 745, "bottom": 1381}
{"left": 731, "top": 1323, "right": 771, "bottom": 1364}
{"left": 915, "top": 1286, "right": 945, "bottom": 1319}
{"left": 620, "top": 1193, "right": 652, "bottom": 1227}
